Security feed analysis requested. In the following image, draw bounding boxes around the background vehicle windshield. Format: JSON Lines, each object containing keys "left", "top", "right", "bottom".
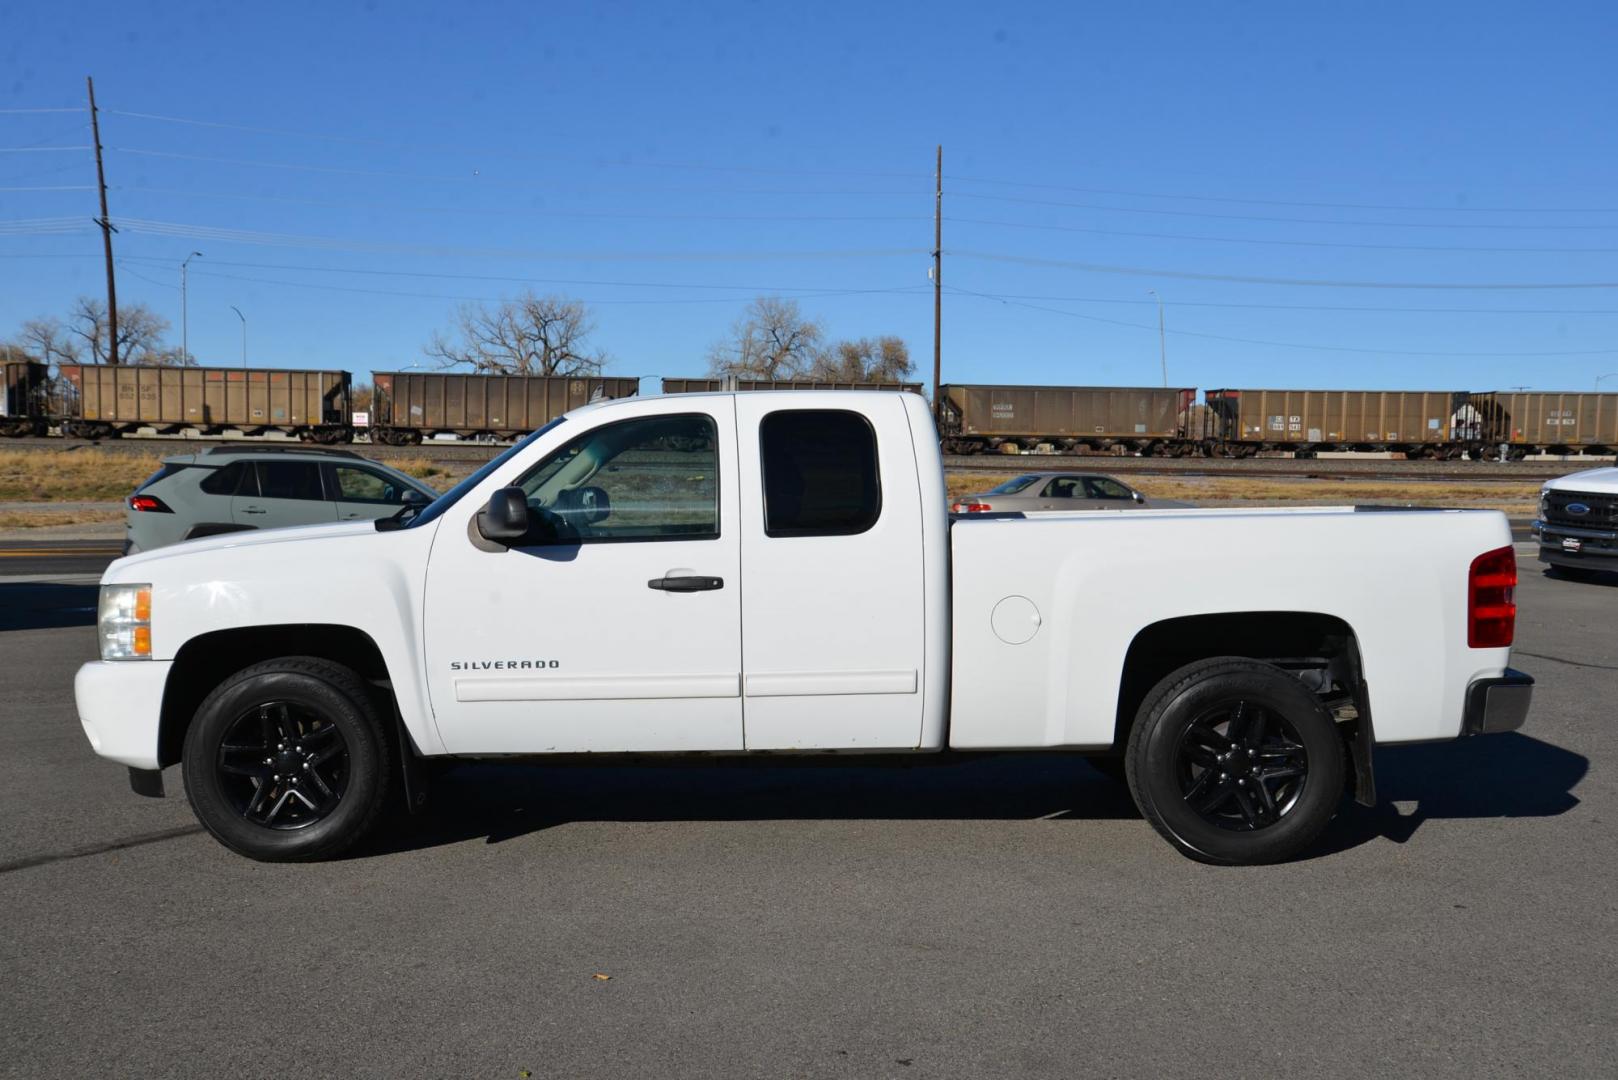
{"left": 988, "top": 475, "right": 1042, "bottom": 495}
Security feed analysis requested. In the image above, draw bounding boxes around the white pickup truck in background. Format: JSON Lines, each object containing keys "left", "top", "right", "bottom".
{"left": 76, "top": 391, "right": 1533, "bottom": 865}
{"left": 1534, "top": 465, "right": 1618, "bottom": 579}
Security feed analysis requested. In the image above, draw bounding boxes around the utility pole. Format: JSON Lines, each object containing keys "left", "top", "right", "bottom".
{"left": 1148, "top": 289, "right": 1167, "bottom": 387}
{"left": 87, "top": 76, "right": 119, "bottom": 365}
{"left": 230, "top": 306, "right": 247, "bottom": 367}
{"left": 181, "top": 251, "right": 202, "bottom": 364}
{"left": 932, "top": 144, "right": 942, "bottom": 423}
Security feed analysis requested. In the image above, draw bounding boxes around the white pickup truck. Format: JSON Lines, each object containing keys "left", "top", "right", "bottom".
{"left": 1534, "top": 465, "right": 1618, "bottom": 578}
{"left": 76, "top": 391, "right": 1533, "bottom": 865}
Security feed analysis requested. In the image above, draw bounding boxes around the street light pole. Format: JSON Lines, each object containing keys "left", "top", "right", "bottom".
{"left": 229, "top": 306, "right": 246, "bottom": 368}
{"left": 180, "top": 251, "right": 202, "bottom": 363}
{"left": 1147, "top": 289, "right": 1167, "bottom": 387}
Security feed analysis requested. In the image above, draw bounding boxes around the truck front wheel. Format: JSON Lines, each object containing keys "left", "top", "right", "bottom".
{"left": 1126, "top": 658, "right": 1345, "bottom": 865}
{"left": 182, "top": 657, "right": 394, "bottom": 862}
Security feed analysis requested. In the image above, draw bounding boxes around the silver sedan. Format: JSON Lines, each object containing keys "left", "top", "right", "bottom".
{"left": 951, "top": 472, "right": 1189, "bottom": 514}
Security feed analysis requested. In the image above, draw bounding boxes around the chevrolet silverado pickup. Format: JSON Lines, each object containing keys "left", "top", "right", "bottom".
{"left": 76, "top": 391, "right": 1534, "bottom": 865}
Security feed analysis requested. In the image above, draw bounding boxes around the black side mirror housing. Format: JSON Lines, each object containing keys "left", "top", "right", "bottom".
{"left": 477, "top": 487, "right": 531, "bottom": 542}
{"left": 402, "top": 488, "right": 429, "bottom": 506}
{"left": 1132, "top": 490, "right": 1145, "bottom": 503}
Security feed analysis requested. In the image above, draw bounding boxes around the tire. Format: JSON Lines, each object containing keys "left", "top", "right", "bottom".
{"left": 1125, "top": 658, "right": 1345, "bottom": 866}
{"left": 182, "top": 656, "right": 394, "bottom": 862}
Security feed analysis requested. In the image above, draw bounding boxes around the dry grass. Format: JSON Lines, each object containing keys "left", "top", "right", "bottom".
{"left": 0, "top": 450, "right": 166, "bottom": 502}
{"left": 0, "top": 508, "right": 125, "bottom": 529}
{"left": 948, "top": 472, "right": 1537, "bottom": 516}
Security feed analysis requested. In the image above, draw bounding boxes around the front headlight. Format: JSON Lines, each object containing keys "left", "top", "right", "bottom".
{"left": 1539, "top": 488, "right": 1550, "bottom": 517}
{"left": 98, "top": 583, "right": 152, "bottom": 660}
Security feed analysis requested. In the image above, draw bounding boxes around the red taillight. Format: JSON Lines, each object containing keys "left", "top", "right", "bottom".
{"left": 1468, "top": 545, "right": 1517, "bottom": 648}
{"left": 952, "top": 501, "right": 992, "bottom": 514}
{"left": 127, "top": 494, "right": 171, "bottom": 513}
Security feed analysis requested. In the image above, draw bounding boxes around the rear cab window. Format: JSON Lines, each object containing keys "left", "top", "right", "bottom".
{"left": 759, "top": 409, "right": 881, "bottom": 537}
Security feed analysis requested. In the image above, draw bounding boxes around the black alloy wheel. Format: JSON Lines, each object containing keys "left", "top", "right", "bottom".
{"left": 1173, "top": 699, "right": 1308, "bottom": 831}
{"left": 183, "top": 656, "right": 394, "bottom": 861}
{"left": 1126, "top": 657, "right": 1345, "bottom": 865}
{"left": 217, "top": 701, "right": 350, "bottom": 829}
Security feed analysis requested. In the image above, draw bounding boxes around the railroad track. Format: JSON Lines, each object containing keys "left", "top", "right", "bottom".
{"left": 4, "top": 434, "right": 1605, "bottom": 481}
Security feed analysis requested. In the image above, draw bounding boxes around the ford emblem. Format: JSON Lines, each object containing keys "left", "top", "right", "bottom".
{"left": 1567, "top": 502, "right": 1591, "bottom": 515}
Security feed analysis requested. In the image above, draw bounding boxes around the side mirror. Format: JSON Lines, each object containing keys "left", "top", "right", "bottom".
{"left": 1131, "top": 491, "right": 1145, "bottom": 503}
{"left": 402, "top": 488, "right": 429, "bottom": 506}
{"left": 477, "top": 487, "right": 531, "bottom": 542}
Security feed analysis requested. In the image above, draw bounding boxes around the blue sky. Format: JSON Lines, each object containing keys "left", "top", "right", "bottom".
{"left": 3, "top": 0, "right": 1616, "bottom": 394}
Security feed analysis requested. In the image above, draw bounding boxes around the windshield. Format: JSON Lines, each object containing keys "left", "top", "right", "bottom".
{"left": 394, "top": 418, "right": 566, "bottom": 530}
{"left": 987, "top": 474, "right": 1042, "bottom": 495}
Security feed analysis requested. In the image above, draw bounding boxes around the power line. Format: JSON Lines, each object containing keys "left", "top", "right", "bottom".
{"left": 951, "top": 191, "right": 1618, "bottom": 232}
{"left": 956, "top": 290, "right": 1618, "bottom": 317}
{"left": 112, "top": 186, "right": 927, "bottom": 224}
{"left": 948, "top": 173, "right": 1618, "bottom": 215}
{"left": 112, "top": 216, "right": 926, "bottom": 261}
{"left": 112, "top": 254, "right": 918, "bottom": 294}
{"left": 952, "top": 249, "right": 1618, "bottom": 290}
{"left": 0, "top": 145, "right": 91, "bottom": 153}
{"left": 109, "top": 147, "right": 923, "bottom": 198}
{"left": 180, "top": 265, "right": 925, "bottom": 306}
{"left": 946, "top": 284, "right": 1617, "bottom": 357}
{"left": 0, "top": 185, "right": 94, "bottom": 192}
{"left": 0, "top": 107, "right": 82, "bottom": 114}
{"left": 948, "top": 215, "right": 1618, "bottom": 255}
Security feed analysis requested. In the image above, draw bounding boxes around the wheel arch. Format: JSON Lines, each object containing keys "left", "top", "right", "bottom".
{"left": 1113, "top": 611, "right": 1371, "bottom": 793}
{"left": 158, "top": 624, "right": 393, "bottom": 768}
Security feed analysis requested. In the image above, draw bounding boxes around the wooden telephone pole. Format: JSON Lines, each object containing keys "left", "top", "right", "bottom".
{"left": 87, "top": 76, "right": 119, "bottom": 365}
{"left": 931, "top": 145, "right": 942, "bottom": 422}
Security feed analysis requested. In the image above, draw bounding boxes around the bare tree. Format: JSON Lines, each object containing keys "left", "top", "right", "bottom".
{"left": 424, "top": 291, "right": 606, "bottom": 375}
{"left": 67, "top": 296, "right": 180, "bottom": 365}
{"left": 17, "top": 317, "right": 81, "bottom": 367}
{"left": 809, "top": 336, "right": 913, "bottom": 383}
{"left": 706, "top": 297, "right": 826, "bottom": 380}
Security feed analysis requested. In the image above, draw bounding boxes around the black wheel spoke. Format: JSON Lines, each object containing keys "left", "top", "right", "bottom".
{"left": 243, "top": 778, "right": 272, "bottom": 819}
{"left": 263, "top": 788, "right": 296, "bottom": 825}
{"left": 1192, "top": 778, "right": 1236, "bottom": 815}
{"left": 1231, "top": 784, "right": 1261, "bottom": 827}
{"left": 1245, "top": 706, "right": 1268, "bottom": 749}
{"left": 302, "top": 763, "right": 337, "bottom": 804}
{"left": 1251, "top": 776, "right": 1279, "bottom": 818}
{"left": 219, "top": 744, "right": 269, "bottom": 778}
{"left": 1183, "top": 768, "right": 1217, "bottom": 803}
{"left": 1224, "top": 701, "right": 1250, "bottom": 747}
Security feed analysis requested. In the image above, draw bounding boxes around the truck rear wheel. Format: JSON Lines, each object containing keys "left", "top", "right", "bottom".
{"left": 1125, "top": 658, "right": 1345, "bottom": 865}
{"left": 182, "top": 657, "right": 394, "bottom": 862}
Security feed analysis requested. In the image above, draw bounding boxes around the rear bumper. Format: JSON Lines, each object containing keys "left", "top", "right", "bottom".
{"left": 75, "top": 660, "right": 172, "bottom": 770}
{"left": 1462, "top": 668, "right": 1534, "bottom": 736}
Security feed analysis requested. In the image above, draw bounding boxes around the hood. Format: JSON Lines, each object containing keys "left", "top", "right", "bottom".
{"left": 106, "top": 520, "right": 382, "bottom": 578}
{"left": 1545, "top": 466, "right": 1618, "bottom": 495}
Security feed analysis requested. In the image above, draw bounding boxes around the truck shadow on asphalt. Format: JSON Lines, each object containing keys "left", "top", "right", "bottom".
{"left": 1311, "top": 732, "right": 1587, "bottom": 857}
{"left": 372, "top": 732, "right": 1586, "bottom": 859}
{"left": 0, "top": 584, "right": 99, "bottom": 631}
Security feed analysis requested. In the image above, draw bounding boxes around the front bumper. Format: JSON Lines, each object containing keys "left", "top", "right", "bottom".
{"left": 1533, "top": 519, "right": 1618, "bottom": 566}
{"left": 75, "top": 660, "right": 172, "bottom": 770}
{"left": 1462, "top": 668, "right": 1534, "bottom": 736}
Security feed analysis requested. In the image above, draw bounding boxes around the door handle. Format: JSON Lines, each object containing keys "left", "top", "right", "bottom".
{"left": 241, "top": 507, "right": 267, "bottom": 515}
{"left": 648, "top": 575, "right": 724, "bottom": 592}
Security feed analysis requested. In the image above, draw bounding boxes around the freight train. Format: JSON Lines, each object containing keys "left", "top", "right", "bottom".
{"left": 3, "top": 361, "right": 1614, "bottom": 458}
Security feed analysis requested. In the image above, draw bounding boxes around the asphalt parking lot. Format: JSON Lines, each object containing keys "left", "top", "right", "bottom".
{"left": 2, "top": 555, "right": 1614, "bottom": 1078}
